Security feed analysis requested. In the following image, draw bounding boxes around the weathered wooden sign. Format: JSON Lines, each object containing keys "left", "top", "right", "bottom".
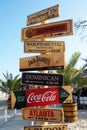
{"left": 22, "top": 72, "right": 63, "bottom": 86}
{"left": 24, "top": 125, "right": 67, "bottom": 130}
{"left": 21, "top": 19, "right": 73, "bottom": 41}
{"left": 24, "top": 41, "right": 65, "bottom": 53}
{"left": 27, "top": 4, "right": 60, "bottom": 25}
{"left": 11, "top": 86, "right": 72, "bottom": 109}
{"left": 22, "top": 107, "right": 64, "bottom": 123}
{"left": 19, "top": 52, "right": 65, "bottom": 71}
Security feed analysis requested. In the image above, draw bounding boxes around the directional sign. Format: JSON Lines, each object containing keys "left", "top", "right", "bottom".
{"left": 11, "top": 86, "right": 72, "bottom": 109}
{"left": 21, "top": 19, "right": 73, "bottom": 41}
{"left": 24, "top": 41, "right": 65, "bottom": 53}
{"left": 19, "top": 52, "right": 65, "bottom": 71}
{"left": 24, "top": 125, "right": 67, "bottom": 130}
{"left": 22, "top": 107, "right": 64, "bottom": 123}
{"left": 27, "top": 4, "right": 60, "bottom": 25}
{"left": 22, "top": 72, "right": 63, "bottom": 86}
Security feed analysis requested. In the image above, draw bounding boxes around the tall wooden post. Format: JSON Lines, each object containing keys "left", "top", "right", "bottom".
{"left": 40, "top": 20, "right": 49, "bottom": 125}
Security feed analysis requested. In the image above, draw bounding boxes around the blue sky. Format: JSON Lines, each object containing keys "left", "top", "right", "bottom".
{"left": 0, "top": 0, "right": 87, "bottom": 79}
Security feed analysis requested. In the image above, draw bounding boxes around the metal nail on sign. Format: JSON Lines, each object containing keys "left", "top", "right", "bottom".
{"left": 21, "top": 19, "right": 73, "bottom": 41}
{"left": 27, "top": 4, "right": 60, "bottom": 25}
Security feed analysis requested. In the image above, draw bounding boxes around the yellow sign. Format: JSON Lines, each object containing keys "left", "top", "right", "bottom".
{"left": 24, "top": 125, "right": 67, "bottom": 130}
{"left": 22, "top": 107, "right": 64, "bottom": 123}
{"left": 21, "top": 19, "right": 73, "bottom": 41}
{"left": 24, "top": 41, "right": 65, "bottom": 53}
{"left": 19, "top": 52, "right": 65, "bottom": 71}
{"left": 27, "top": 4, "right": 60, "bottom": 25}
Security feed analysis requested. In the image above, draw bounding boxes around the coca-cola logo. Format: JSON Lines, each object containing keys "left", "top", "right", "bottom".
{"left": 27, "top": 91, "right": 57, "bottom": 103}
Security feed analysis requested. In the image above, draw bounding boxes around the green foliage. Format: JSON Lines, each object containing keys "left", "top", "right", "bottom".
{"left": 56, "top": 52, "right": 87, "bottom": 91}
{"left": 0, "top": 71, "right": 22, "bottom": 94}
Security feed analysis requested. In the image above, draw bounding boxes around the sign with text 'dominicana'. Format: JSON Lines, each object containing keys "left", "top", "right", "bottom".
{"left": 22, "top": 107, "right": 64, "bottom": 123}
{"left": 27, "top": 4, "right": 60, "bottom": 25}
{"left": 21, "top": 19, "right": 73, "bottom": 41}
{"left": 11, "top": 86, "right": 72, "bottom": 109}
{"left": 24, "top": 125, "right": 67, "bottom": 130}
{"left": 19, "top": 52, "right": 65, "bottom": 71}
{"left": 21, "top": 72, "right": 63, "bottom": 86}
{"left": 24, "top": 41, "right": 65, "bottom": 53}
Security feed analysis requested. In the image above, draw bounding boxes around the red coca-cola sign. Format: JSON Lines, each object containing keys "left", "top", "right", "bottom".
{"left": 25, "top": 87, "right": 60, "bottom": 107}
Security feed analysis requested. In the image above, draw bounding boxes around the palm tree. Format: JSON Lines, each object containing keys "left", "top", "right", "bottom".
{"left": 0, "top": 71, "right": 22, "bottom": 94}
{"left": 56, "top": 52, "right": 87, "bottom": 91}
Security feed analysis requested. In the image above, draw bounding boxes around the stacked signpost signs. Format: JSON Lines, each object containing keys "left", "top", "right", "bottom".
{"left": 11, "top": 4, "right": 73, "bottom": 130}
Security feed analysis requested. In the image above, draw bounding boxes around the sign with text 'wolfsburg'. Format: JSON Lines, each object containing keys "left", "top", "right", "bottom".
{"left": 21, "top": 19, "right": 73, "bottom": 41}
{"left": 27, "top": 4, "right": 60, "bottom": 25}
{"left": 22, "top": 73, "right": 63, "bottom": 86}
{"left": 24, "top": 41, "right": 65, "bottom": 53}
{"left": 22, "top": 107, "right": 64, "bottom": 123}
{"left": 19, "top": 52, "right": 65, "bottom": 71}
{"left": 24, "top": 125, "right": 67, "bottom": 130}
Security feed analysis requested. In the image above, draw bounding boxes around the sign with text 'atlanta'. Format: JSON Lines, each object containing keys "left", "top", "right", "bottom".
{"left": 22, "top": 107, "right": 64, "bottom": 123}
{"left": 27, "top": 4, "right": 60, "bottom": 25}
{"left": 21, "top": 19, "right": 73, "bottom": 41}
{"left": 11, "top": 86, "right": 72, "bottom": 109}
{"left": 19, "top": 52, "right": 65, "bottom": 71}
{"left": 24, "top": 41, "right": 65, "bottom": 53}
{"left": 24, "top": 125, "right": 67, "bottom": 130}
{"left": 22, "top": 72, "right": 63, "bottom": 86}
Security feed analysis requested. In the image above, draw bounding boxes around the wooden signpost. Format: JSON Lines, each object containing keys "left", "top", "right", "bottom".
{"left": 24, "top": 41, "right": 65, "bottom": 53}
{"left": 21, "top": 72, "right": 63, "bottom": 86}
{"left": 19, "top": 52, "right": 65, "bottom": 71}
{"left": 27, "top": 4, "right": 60, "bottom": 25}
{"left": 24, "top": 125, "right": 67, "bottom": 130}
{"left": 21, "top": 19, "right": 73, "bottom": 41}
{"left": 18, "top": 3, "right": 74, "bottom": 129}
{"left": 10, "top": 86, "right": 72, "bottom": 109}
{"left": 22, "top": 107, "right": 64, "bottom": 123}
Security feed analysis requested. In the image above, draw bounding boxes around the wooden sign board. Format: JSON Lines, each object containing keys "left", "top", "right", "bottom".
{"left": 10, "top": 86, "right": 72, "bottom": 109}
{"left": 27, "top": 4, "right": 60, "bottom": 25}
{"left": 21, "top": 72, "right": 63, "bottom": 86}
{"left": 21, "top": 19, "right": 73, "bottom": 41}
{"left": 22, "top": 107, "right": 64, "bottom": 123}
{"left": 24, "top": 125, "right": 67, "bottom": 130}
{"left": 24, "top": 41, "right": 65, "bottom": 53}
{"left": 19, "top": 52, "right": 65, "bottom": 71}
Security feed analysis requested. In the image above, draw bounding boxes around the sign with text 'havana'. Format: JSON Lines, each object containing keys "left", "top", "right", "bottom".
{"left": 22, "top": 107, "right": 64, "bottom": 123}
{"left": 21, "top": 72, "right": 63, "bottom": 86}
{"left": 21, "top": 19, "right": 73, "bottom": 41}
{"left": 24, "top": 41, "right": 65, "bottom": 53}
{"left": 24, "top": 125, "right": 67, "bottom": 130}
{"left": 11, "top": 86, "right": 72, "bottom": 109}
{"left": 27, "top": 4, "right": 60, "bottom": 25}
{"left": 19, "top": 52, "right": 65, "bottom": 71}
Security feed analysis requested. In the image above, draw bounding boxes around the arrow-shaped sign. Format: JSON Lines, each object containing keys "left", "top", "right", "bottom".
{"left": 10, "top": 86, "right": 72, "bottom": 109}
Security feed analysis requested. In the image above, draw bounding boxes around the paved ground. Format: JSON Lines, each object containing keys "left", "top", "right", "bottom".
{"left": 0, "top": 98, "right": 87, "bottom": 130}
